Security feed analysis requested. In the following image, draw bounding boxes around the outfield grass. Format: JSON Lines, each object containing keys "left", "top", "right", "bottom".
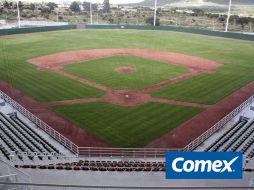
{"left": 150, "top": 64, "right": 254, "bottom": 104}
{"left": 64, "top": 56, "right": 187, "bottom": 89}
{"left": 51, "top": 102, "right": 202, "bottom": 147}
{"left": 1, "top": 30, "right": 254, "bottom": 103}
{"left": 1, "top": 29, "right": 254, "bottom": 147}
{"left": 0, "top": 66, "right": 104, "bottom": 101}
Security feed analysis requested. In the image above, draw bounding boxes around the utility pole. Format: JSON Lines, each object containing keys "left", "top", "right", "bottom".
{"left": 16, "top": 0, "right": 21, "bottom": 28}
{"left": 153, "top": 0, "right": 157, "bottom": 26}
{"left": 90, "top": 2, "right": 93, "bottom": 24}
{"left": 225, "top": 0, "right": 232, "bottom": 32}
{"left": 57, "top": 11, "right": 59, "bottom": 24}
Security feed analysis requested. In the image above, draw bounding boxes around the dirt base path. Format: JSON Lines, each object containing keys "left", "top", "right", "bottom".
{"left": 28, "top": 48, "right": 219, "bottom": 107}
{"left": 0, "top": 48, "right": 226, "bottom": 148}
{"left": 28, "top": 48, "right": 220, "bottom": 73}
{"left": 142, "top": 70, "right": 200, "bottom": 92}
{"left": 146, "top": 81, "right": 254, "bottom": 148}
{"left": 46, "top": 94, "right": 210, "bottom": 109}
{"left": 0, "top": 81, "right": 110, "bottom": 147}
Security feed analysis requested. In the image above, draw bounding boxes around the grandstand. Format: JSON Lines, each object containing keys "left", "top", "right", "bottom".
{"left": 0, "top": 85, "right": 254, "bottom": 165}
{"left": 1, "top": 87, "right": 254, "bottom": 161}
{"left": 0, "top": 85, "right": 253, "bottom": 189}
{"left": 0, "top": 96, "right": 73, "bottom": 162}
{"left": 195, "top": 99, "right": 254, "bottom": 168}
{"left": 1, "top": 22, "right": 254, "bottom": 189}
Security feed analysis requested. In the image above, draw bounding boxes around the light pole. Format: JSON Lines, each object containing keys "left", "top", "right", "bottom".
{"left": 90, "top": 2, "right": 93, "bottom": 24}
{"left": 153, "top": 0, "right": 157, "bottom": 26}
{"left": 57, "top": 11, "right": 59, "bottom": 24}
{"left": 16, "top": 0, "right": 21, "bottom": 28}
{"left": 225, "top": 0, "right": 232, "bottom": 32}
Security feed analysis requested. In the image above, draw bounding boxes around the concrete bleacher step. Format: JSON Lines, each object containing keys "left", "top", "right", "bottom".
{"left": 0, "top": 110, "right": 62, "bottom": 161}
{"left": 220, "top": 120, "right": 254, "bottom": 152}
{"left": 206, "top": 119, "right": 248, "bottom": 152}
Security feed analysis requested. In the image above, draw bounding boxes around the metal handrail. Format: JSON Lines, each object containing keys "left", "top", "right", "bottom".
{"left": 0, "top": 90, "right": 79, "bottom": 155}
{"left": 1, "top": 90, "right": 254, "bottom": 158}
{"left": 183, "top": 95, "right": 254, "bottom": 151}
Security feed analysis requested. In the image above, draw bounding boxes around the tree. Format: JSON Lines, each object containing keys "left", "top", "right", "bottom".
{"left": 237, "top": 17, "right": 250, "bottom": 30}
{"left": 0, "top": 5, "right": 3, "bottom": 14}
{"left": 192, "top": 8, "right": 204, "bottom": 16}
{"left": 145, "top": 17, "right": 160, "bottom": 26}
{"left": 70, "top": 1, "right": 80, "bottom": 12}
{"left": 83, "top": 2, "right": 98, "bottom": 13}
{"left": 30, "top": 3, "right": 36, "bottom": 11}
{"left": 41, "top": 6, "right": 50, "bottom": 19}
{"left": 218, "top": 15, "right": 226, "bottom": 22}
{"left": 3, "top": 1, "right": 11, "bottom": 9}
{"left": 18, "top": 1, "right": 23, "bottom": 10}
{"left": 103, "top": 0, "right": 110, "bottom": 13}
{"left": 82, "top": 1, "right": 90, "bottom": 12}
{"left": 92, "top": 4, "right": 98, "bottom": 12}
{"left": 47, "top": 2, "right": 57, "bottom": 11}
{"left": 41, "top": 6, "right": 50, "bottom": 14}
{"left": 14, "top": 1, "right": 23, "bottom": 10}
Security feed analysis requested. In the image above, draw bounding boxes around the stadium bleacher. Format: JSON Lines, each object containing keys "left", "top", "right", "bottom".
{"left": 15, "top": 160, "right": 166, "bottom": 172}
{"left": 0, "top": 111, "right": 61, "bottom": 160}
{"left": 205, "top": 118, "right": 254, "bottom": 158}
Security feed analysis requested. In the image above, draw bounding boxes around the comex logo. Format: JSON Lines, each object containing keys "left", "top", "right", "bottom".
{"left": 166, "top": 152, "right": 243, "bottom": 179}
{"left": 172, "top": 156, "right": 238, "bottom": 173}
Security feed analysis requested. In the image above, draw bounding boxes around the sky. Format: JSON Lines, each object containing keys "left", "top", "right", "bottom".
{"left": 20, "top": 0, "right": 143, "bottom": 4}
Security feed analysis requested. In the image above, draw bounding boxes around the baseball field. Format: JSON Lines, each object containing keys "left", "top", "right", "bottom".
{"left": 1, "top": 29, "right": 254, "bottom": 148}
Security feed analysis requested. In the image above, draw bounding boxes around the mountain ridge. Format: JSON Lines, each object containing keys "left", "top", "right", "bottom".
{"left": 132, "top": 0, "right": 254, "bottom": 7}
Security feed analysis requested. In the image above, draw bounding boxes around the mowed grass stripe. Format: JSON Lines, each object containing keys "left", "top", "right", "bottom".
{"left": 51, "top": 102, "right": 203, "bottom": 147}
{"left": 1, "top": 30, "right": 254, "bottom": 103}
{"left": 64, "top": 56, "right": 188, "bottom": 89}
{"left": 0, "top": 60, "right": 104, "bottom": 101}
{"left": 151, "top": 66, "right": 254, "bottom": 104}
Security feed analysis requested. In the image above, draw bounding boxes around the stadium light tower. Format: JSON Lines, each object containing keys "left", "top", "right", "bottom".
{"left": 16, "top": 0, "right": 21, "bottom": 28}
{"left": 225, "top": 0, "right": 232, "bottom": 32}
{"left": 90, "top": 2, "right": 93, "bottom": 24}
{"left": 153, "top": 0, "right": 157, "bottom": 26}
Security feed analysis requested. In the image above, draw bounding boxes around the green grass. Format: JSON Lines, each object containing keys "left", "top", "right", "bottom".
{"left": 1, "top": 30, "right": 254, "bottom": 103}
{"left": 51, "top": 102, "right": 203, "bottom": 147}
{"left": 1, "top": 67, "right": 104, "bottom": 101}
{"left": 64, "top": 56, "right": 187, "bottom": 89}
{"left": 150, "top": 63, "right": 254, "bottom": 105}
{"left": 1, "top": 29, "right": 254, "bottom": 147}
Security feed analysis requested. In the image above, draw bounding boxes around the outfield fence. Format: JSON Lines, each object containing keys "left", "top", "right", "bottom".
{"left": 85, "top": 24, "right": 254, "bottom": 41}
{"left": 0, "top": 24, "right": 254, "bottom": 41}
{"left": 0, "top": 24, "right": 76, "bottom": 35}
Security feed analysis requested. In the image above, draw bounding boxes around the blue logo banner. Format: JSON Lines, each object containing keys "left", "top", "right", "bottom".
{"left": 166, "top": 152, "right": 243, "bottom": 179}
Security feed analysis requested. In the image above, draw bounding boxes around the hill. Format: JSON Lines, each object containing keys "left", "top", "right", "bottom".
{"left": 134, "top": 0, "right": 254, "bottom": 7}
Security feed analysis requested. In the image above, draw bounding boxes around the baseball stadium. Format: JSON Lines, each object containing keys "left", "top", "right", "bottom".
{"left": 1, "top": 0, "right": 254, "bottom": 189}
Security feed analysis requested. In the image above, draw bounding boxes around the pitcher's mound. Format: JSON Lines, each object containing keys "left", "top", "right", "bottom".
{"left": 114, "top": 66, "right": 136, "bottom": 74}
